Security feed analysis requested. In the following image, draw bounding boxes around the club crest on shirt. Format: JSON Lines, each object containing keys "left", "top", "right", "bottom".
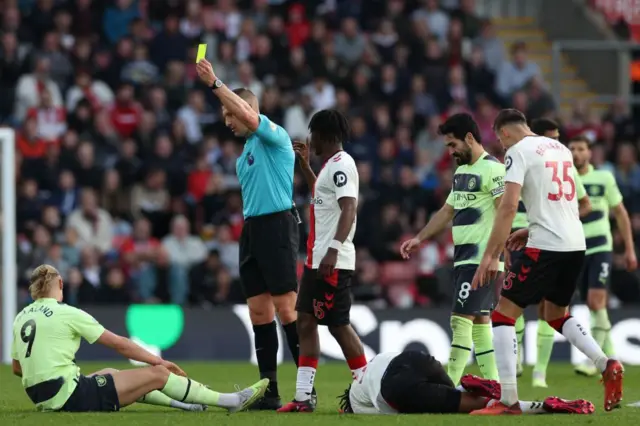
{"left": 333, "top": 171, "right": 347, "bottom": 187}
{"left": 95, "top": 375, "right": 107, "bottom": 387}
{"left": 468, "top": 177, "right": 476, "bottom": 190}
{"left": 247, "top": 152, "right": 254, "bottom": 165}
{"left": 269, "top": 121, "right": 277, "bottom": 131}
{"left": 505, "top": 155, "right": 512, "bottom": 171}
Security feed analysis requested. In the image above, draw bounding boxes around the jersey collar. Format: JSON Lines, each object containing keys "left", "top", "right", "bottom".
{"left": 321, "top": 150, "right": 343, "bottom": 168}
{"left": 36, "top": 298, "right": 57, "bottom": 304}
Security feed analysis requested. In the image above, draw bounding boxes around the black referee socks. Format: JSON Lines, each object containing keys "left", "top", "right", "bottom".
{"left": 253, "top": 321, "right": 279, "bottom": 397}
{"left": 282, "top": 321, "right": 300, "bottom": 366}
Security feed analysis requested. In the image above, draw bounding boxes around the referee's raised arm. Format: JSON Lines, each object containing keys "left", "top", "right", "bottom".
{"left": 196, "top": 59, "right": 309, "bottom": 410}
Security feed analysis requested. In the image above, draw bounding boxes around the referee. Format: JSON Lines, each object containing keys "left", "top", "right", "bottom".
{"left": 196, "top": 59, "right": 303, "bottom": 410}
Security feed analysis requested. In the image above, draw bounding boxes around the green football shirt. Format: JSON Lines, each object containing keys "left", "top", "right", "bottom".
{"left": 446, "top": 152, "right": 505, "bottom": 269}
{"left": 11, "top": 298, "right": 105, "bottom": 411}
{"left": 578, "top": 165, "right": 623, "bottom": 255}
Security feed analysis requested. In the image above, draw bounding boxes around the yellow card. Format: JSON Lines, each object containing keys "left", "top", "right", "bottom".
{"left": 196, "top": 44, "right": 207, "bottom": 63}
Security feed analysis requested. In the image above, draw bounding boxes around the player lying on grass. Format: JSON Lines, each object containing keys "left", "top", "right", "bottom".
{"left": 12, "top": 264, "right": 268, "bottom": 413}
{"left": 338, "top": 350, "right": 594, "bottom": 415}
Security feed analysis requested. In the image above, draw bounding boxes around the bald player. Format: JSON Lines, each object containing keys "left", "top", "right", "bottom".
{"left": 196, "top": 59, "right": 308, "bottom": 409}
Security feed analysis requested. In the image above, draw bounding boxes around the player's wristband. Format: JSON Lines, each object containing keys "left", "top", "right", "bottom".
{"left": 329, "top": 240, "right": 343, "bottom": 251}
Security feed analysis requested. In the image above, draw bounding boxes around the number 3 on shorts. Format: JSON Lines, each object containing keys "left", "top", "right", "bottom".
{"left": 599, "top": 262, "right": 610, "bottom": 283}
{"left": 458, "top": 282, "right": 471, "bottom": 300}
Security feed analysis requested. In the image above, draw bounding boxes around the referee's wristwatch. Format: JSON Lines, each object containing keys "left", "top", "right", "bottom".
{"left": 211, "top": 79, "right": 224, "bottom": 90}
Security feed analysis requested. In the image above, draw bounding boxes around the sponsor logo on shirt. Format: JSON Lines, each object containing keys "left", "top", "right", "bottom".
{"left": 310, "top": 197, "right": 323, "bottom": 205}
{"left": 333, "top": 171, "right": 347, "bottom": 187}
{"left": 491, "top": 187, "right": 505, "bottom": 197}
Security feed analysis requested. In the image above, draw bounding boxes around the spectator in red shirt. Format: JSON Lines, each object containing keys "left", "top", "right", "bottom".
{"left": 26, "top": 88, "right": 66, "bottom": 144}
{"left": 110, "top": 82, "right": 142, "bottom": 137}
{"left": 286, "top": 3, "right": 309, "bottom": 49}
{"left": 187, "top": 156, "right": 213, "bottom": 203}
{"left": 121, "top": 217, "right": 166, "bottom": 303}
{"left": 16, "top": 116, "right": 47, "bottom": 159}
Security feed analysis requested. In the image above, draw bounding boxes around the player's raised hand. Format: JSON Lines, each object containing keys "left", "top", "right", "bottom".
{"left": 319, "top": 248, "right": 338, "bottom": 278}
{"left": 505, "top": 228, "right": 528, "bottom": 252}
{"left": 293, "top": 140, "right": 310, "bottom": 164}
{"left": 196, "top": 59, "right": 217, "bottom": 87}
{"left": 161, "top": 360, "right": 187, "bottom": 377}
{"left": 400, "top": 237, "right": 421, "bottom": 259}
{"left": 624, "top": 249, "right": 638, "bottom": 272}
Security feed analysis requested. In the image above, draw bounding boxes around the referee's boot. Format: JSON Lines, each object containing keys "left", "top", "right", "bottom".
{"left": 247, "top": 395, "right": 282, "bottom": 411}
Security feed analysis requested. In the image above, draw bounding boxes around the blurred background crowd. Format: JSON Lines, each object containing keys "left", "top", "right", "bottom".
{"left": 3, "top": 0, "right": 640, "bottom": 309}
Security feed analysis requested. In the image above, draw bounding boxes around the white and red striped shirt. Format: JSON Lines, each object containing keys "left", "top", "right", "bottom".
{"left": 306, "top": 151, "right": 358, "bottom": 271}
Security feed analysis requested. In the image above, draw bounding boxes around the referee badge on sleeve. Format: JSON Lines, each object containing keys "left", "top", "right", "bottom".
{"left": 333, "top": 171, "right": 347, "bottom": 187}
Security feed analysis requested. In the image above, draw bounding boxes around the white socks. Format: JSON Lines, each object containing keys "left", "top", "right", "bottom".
{"left": 493, "top": 325, "right": 519, "bottom": 406}
{"left": 295, "top": 366, "right": 316, "bottom": 401}
{"left": 558, "top": 317, "right": 608, "bottom": 372}
{"left": 519, "top": 400, "right": 546, "bottom": 414}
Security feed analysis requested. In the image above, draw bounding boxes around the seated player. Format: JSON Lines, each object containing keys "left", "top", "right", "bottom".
{"left": 339, "top": 350, "right": 594, "bottom": 415}
{"left": 12, "top": 264, "right": 268, "bottom": 413}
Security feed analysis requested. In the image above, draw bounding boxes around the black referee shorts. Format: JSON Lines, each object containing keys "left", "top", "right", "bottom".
{"left": 239, "top": 209, "right": 299, "bottom": 299}
{"left": 380, "top": 351, "right": 461, "bottom": 414}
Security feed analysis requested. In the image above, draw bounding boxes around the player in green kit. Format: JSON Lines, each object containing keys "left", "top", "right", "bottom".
{"left": 512, "top": 119, "right": 592, "bottom": 387}
{"left": 400, "top": 114, "right": 501, "bottom": 385}
{"left": 12, "top": 264, "right": 269, "bottom": 412}
{"left": 568, "top": 135, "right": 637, "bottom": 377}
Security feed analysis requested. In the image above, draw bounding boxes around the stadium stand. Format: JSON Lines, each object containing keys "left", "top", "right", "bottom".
{"left": 4, "top": 0, "right": 639, "bottom": 309}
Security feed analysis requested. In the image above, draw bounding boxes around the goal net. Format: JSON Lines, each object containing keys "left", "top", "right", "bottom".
{"left": 1, "top": 129, "right": 16, "bottom": 364}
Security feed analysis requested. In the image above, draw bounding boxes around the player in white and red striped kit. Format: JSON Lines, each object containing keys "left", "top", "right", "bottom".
{"left": 472, "top": 109, "right": 624, "bottom": 415}
{"left": 279, "top": 109, "right": 366, "bottom": 413}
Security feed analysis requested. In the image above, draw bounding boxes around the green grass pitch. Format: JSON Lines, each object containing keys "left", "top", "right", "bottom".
{"left": 1, "top": 362, "right": 638, "bottom": 425}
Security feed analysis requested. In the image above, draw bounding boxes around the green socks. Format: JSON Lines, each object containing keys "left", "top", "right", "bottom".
{"left": 515, "top": 315, "right": 525, "bottom": 370}
{"left": 162, "top": 373, "right": 239, "bottom": 408}
{"left": 534, "top": 319, "right": 556, "bottom": 375}
{"left": 603, "top": 334, "right": 615, "bottom": 356}
{"left": 590, "top": 308, "right": 612, "bottom": 349}
{"left": 472, "top": 323, "right": 499, "bottom": 380}
{"left": 138, "top": 390, "right": 175, "bottom": 407}
{"left": 448, "top": 316, "right": 473, "bottom": 385}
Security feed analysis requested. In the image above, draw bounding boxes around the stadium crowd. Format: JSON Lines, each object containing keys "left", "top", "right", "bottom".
{"left": 3, "top": 0, "right": 640, "bottom": 308}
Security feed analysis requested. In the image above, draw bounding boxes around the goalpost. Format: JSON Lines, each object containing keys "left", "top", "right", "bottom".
{"left": 1, "top": 129, "right": 16, "bottom": 365}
